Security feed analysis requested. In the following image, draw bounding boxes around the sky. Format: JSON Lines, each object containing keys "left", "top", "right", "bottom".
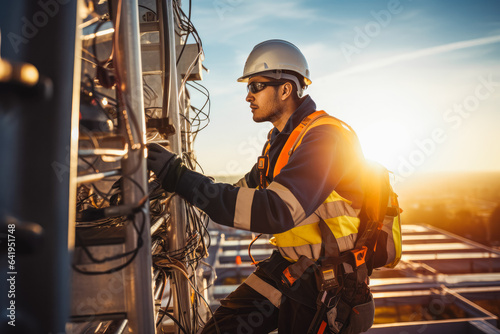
{"left": 182, "top": 0, "right": 500, "bottom": 182}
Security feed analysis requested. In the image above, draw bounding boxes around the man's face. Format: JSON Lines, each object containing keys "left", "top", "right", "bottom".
{"left": 246, "top": 76, "right": 284, "bottom": 124}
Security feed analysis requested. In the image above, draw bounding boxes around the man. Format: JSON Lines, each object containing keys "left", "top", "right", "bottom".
{"left": 147, "top": 40, "right": 370, "bottom": 333}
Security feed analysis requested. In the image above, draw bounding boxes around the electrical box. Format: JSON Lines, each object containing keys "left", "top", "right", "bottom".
{"left": 176, "top": 43, "right": 204, "bottom": 81}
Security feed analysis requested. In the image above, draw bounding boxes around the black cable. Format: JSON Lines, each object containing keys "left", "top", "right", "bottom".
{"left": 173, "top": 270, "right": 192, "bottom": 332}
{"left": 143, "top": 77, "right": 159, "bottom": 106}
{"left": 193, "top": 159, "right": 206, "bottom": 175}
{"left": 154, "top": 234, "right": 199, "bottom": 263}
{"left": 89, "top": 183, "right": 116, "bottom": 208}
{"left": 74, "top": 0, "right": 153, "bottom": 279}
{"left": 76, "top": 216, "right": 124, "bottom": 229}
{"left": 92, "top": 19, "right": 111, "bottom": 66}
{"left": 157, "top": 309, "right": 188, "bottom": 334}
{"left": 82, "top": 74, "right": 117, "bottom": 124}
{"left": 72, "top": 210, "right": 145, "bottom": 275}
{"left": 183, "top": 265, "right": 221, "bottom": 334}
{"left": 198, "top": 211, "right": 211, "bottom": 254}
{"left": 92, "top": 90, "right": 118, "bottom": 107}
{"left": 173, "top": 0, "right": 203, "bottom": 69}
{"left": 77, "top": 208, "right": 144, "bottom": 273}
{"left": 186, "top": 81, "right": 211, "bottom": 137}
{"left": 72, "top": 174, "right": 147, "bottom": 275}
{"left": 138, "top": 4, "right": 156, "bottom": 15}
{"left": 148, "top": 2, "right": 220, "bottom": 332}
{"left": 188, "top": 261, "right": 198, "bottom": 330}
{"left": 185, "top": 105, "right": 210, "bottom": 135}
{"left": 188, "top": 0, "right": 192, "bottom": 22}
{"left": 155, "top": 269, "right": 170, "bottom": 327}
{"left": 188, "top": 81, "right": 210, "bottom": 108}
{"left": 75, "top": 226, "right": 143, "bottom": 264}
{"left": 77, "top": 136, "right": 100, "bottom": 175}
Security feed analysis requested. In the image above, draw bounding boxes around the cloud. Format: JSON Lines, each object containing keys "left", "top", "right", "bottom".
{"left": 194, "top": 0, "right": 319, "bottom": 43}
{"left": 329, "top": 34, "right": 500, "bottom": 78}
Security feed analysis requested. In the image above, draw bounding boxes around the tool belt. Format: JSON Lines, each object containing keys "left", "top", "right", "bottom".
{"left": 257, "top": 218, "right": 375, "bottom": 333}
{"left": 257, "top": 251, "right": 319, "bottom": 310}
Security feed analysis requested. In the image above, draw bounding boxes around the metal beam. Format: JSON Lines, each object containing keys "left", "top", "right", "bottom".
{"left": 156, "top": 0, "right": 192, "bottom": 331}
{"left": 112, "top": 0, "right": 156, "bottom": 332}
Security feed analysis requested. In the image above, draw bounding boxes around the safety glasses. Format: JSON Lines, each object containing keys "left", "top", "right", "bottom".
{"left": 247, "top": 81, "right": 284, "bottom": 94}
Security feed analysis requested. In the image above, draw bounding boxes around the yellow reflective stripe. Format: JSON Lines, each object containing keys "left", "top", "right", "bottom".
{"left": 323, "top": 190, "right": 353, "bottom": 205}
{"left": 324, "top": 215, "right": 360, "bottom": 240}
{"left": 385, "top": 215, "right": 402, "bottom": 268}
{"left": 244, "top": 273, "right": 282, "bottom": 308}
{"left": 267, "top": 181, "right": 306, "bottom": 225}
{"left": 273, "top": 215, "right": 359, "bottom": 248}
{"left": 297, "top": 200, "right": 358, "bottom": 227}
{"left": 234, "top": 187, "right": 255, "bottom": 230}
{"left": 277, "top": 233, "right": 358, "bottom": 262}
{"left": 275, "top": 222, "right": 322, "bottom": 246}
{"left": 393, "top": 215, "right": 402, "bottom": 260}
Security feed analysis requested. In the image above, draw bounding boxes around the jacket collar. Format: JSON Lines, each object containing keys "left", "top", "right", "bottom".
{"left": 271, "top": 95, "right": 317, "bottom": 140}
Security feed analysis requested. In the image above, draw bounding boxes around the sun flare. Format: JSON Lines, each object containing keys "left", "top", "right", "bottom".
{"left": 356, "top": 119, "right": 413, "bottom": 172}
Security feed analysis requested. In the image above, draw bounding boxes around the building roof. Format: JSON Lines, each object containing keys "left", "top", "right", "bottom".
{"left": 205, "top": 224, "right": 500, "bottom": 333}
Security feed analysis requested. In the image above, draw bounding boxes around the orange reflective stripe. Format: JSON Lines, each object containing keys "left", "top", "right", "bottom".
{"left": 263, "top": 129, "right": 272, "bottom": 155}
{"left": 293, "top": 116, "right": 356, "bottom": 152}
{"left": 263, "top": 141, "right": 271, "bottom": 156}
{"left": 273, "top": 110, "right": 327, "bottom": 177}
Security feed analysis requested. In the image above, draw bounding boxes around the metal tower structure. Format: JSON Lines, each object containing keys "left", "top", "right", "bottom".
{"left": 1, "top": 0, "right": 207, "bottom": 333}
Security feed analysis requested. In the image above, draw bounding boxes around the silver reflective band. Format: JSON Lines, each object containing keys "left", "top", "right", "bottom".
{"left": 267, "top": 182, "right": 306, "bottom": 226}
{"left": 244, "top": 273, "right": 282, "bottom": 308}
{"left": 234, "top": 187, "right": 255, "bottom": 230}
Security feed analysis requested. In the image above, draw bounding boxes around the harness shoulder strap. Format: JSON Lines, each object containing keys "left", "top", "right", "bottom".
{"left": 273, "top": 111, "right": 357, "bottom": 177}
{"left": 258, "top": 129, "right": 273, "bottom": 189}
{"left": 273, "top": 110, "right": 327, "bottom": 177}
{"left": 293, "top": 115, "right": 357, "bottom": 154}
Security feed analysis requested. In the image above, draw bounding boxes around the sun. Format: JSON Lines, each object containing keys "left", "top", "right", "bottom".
{"left": 356, "top": 119, "right": 413, "bottom": 172}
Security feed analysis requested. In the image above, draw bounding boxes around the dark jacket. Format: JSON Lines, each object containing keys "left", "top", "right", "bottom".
{"left": 176, "top": 95, "right": 364, "bottom": 234}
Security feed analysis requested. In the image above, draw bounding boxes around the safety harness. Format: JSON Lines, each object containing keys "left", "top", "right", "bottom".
{"left": 251, "top": 110, "right": 401, "bottom": 333}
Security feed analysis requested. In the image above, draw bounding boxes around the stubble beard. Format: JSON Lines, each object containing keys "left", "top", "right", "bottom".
{"left": 252, "top": 94, "right": 282, "bottom": 124}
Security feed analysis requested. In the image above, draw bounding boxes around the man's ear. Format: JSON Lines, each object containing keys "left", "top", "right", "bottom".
{"left": 281, "top": 82, "right": 293, "bottom": 100}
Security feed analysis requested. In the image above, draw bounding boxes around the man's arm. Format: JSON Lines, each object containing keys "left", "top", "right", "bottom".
{"left": 173, "top": 124, "right": 363, "bottom": 234}
{"left": 233, "top": 163, "right": 259, "bottom": 188}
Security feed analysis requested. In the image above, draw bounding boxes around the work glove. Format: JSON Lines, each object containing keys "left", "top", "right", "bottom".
{"left": 146, "top": 143, "right": 186, "bottom": 192}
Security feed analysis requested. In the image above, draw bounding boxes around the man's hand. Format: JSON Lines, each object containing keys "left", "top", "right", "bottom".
{"left": 146, "top": 143, "right": 186, "bottom": 192}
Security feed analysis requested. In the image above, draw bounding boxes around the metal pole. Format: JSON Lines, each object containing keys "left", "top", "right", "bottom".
{"left": 157, "top": 0, "right": 193, "bottom": 331}
{"left": 0, "top": 1, "right": 79, "bottom": 333}
{"left": 114, "top": 0, "right": 156, "bottom": 332}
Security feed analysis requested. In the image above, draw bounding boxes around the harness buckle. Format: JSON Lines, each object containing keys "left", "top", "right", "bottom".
{"left": 257, "top": 155, "right": 267, "bottom": 170}
{"left": 351, "top": 246, "right": 368, "bottom": 268}
{"left": 281, "top": 267, "right": 297, "bottom": 287}
{"left": 317, "top": 289, "right": 339, "bottom": 309}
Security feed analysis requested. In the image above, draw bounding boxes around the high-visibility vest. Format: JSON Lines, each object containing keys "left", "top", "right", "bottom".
{"left": 263, "top": 110, "right": 363, "bottom": 262}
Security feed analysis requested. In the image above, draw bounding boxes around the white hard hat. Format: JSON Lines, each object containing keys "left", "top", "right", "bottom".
{"left": 237, "top": 39, "right": 312, "bottom": 88}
